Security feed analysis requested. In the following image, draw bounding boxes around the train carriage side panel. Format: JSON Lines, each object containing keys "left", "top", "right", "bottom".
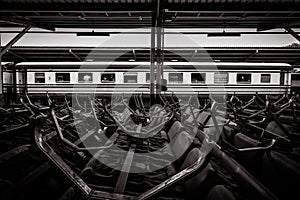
{"left": 182, "top": 72, "right": 189, "bottom": 84}
{"left": 27, "top": 72, "right": 35, "bottom": 84}
{"left": 291, "top": 68, "right": 300, "bottom": 94}
{"left": 116, "top": 72, "right": 124, "bottom": 84}
{"left": 271, "top": 73, "right": 281, "bottom": 85}
{"left": 47, "top": 72, "right": 55, "bottom": 84}
{"left": 252, "top": 73, "right": 260, "bottom": 84}
{"left": 228, "top": 72, "right": 236, "bottom": 84}
{"left": 71, "top": 72, "right": 78, "bottom": 84}
{"left": 94, "top": 72, "right": 100, "bottom": 84}
{"left": 284, "top": 71, "right": 291, "bottom": 86}
{"left": 206, "top": 72, "right": 214, "bottom": 84}
{"left": 137, "top": 72, "right": 144, "bottom": 84}
{"left": 16, "top": 61, "right": 293, "bottom": 94}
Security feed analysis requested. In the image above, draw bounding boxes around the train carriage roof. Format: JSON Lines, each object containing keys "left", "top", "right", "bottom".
{"left": 15, "top": 62, "right": 293, "bottom": 70}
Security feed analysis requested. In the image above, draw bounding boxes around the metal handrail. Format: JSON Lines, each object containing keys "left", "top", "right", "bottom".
{"left": 105, "top": 103, "right": 173, "bottom": 136}
{"left": 50, "top": 108, "right": 114, "bottom": 151}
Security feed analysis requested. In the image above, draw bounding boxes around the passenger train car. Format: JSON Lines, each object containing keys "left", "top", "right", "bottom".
{"left": 5, "top": 61, "right": 294, "bottom": 95}
{"left": 291, "top": 68, "right": 300, "bottom": 94}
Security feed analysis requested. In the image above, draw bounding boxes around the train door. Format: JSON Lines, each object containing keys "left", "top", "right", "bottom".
{"left": 291, "top": 69, "right": 300, "bottom": 94}
{"left": 16, "top": 68, "right": 27, "bottom": 94}
{"left": 280, "top": 70, "right": 291, "bottom": 94}
{"left": 2, "top": 63, "right": 15, "bottom": 105}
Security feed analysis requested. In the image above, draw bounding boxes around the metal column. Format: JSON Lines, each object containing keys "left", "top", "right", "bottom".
{"left": 150, "top": 12, "right": 156, "bottom": 97}
{"left": 285, "top": 27, "right": 300, "bottom": 43}
{"left": 0, "top": 25, "right": 31, "bottom": 57}
{"left": 0, "top": 33, "right": 2, "bottom": 104}
{"left": 155, "top": 0, "right": 164, "bottom": 94}
{"left": 0, "top": 26, "right": 31, "bottom": 106}
{"left": 156, "top": 27, "right": 162, "bottom": 94}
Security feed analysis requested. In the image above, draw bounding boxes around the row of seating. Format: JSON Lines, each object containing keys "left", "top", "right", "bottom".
{"left": 220, "top": 94, "right": 300, "bottom": 200}
{"left": 20, "top": 93, "right": 300, "bottom": 200}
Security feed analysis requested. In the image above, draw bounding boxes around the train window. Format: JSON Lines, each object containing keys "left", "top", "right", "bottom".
{"left": 261, "top": 74, "right": 271, "bottom": 83}
{"left": 101, "top": 73, "right": 115, "bottom": 83}
{"left": 78, "top": 72, "right": 93, "bottom": 83}
{"left": 292, "top": 74, "right": 300, "bottom": 80}
{"left": 146, "top": 73, "right": 156, "bottom": 83}
{"left": 169, "top": 73, "right": 183, "bottom": 83}
{"left": 214, "top": 72, "right": 228, "bottom": 84}
{"left": 124, "top": 73, "right": 137, "bottom": 83}
{"left": 35, "top": 73, "right": 45, "bottom": 83}
{"left": 291, "top": 74, "right": 300, "bottom": 86}
{"left": 191, "top": 73, "right": 206, "bottom": 83}
{"left": 56, "top": 73, "right": 70, "bottom": 83}
{"left": 237, "top": 73, "right": 251, "bottom": 84}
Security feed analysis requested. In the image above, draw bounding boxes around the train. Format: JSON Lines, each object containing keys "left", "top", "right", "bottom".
{"left": 1, "top": 61, "right": 297, "bottom": 95}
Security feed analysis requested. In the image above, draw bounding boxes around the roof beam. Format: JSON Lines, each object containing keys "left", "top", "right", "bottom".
{"left": 0, "top": 36, "right": 2, "bottom": 95}
{"left": 150, "top": 11, "right": 156, "bottom": 97}
{"left": 0, "top": 25, "right": 31, "bottom": 57}
{"left": 7, "top": 50, "right": 27, "bottom": 61}
{"left": 0, "top": 3, "right": 154, "bottom": 12}
{"left": 190, "top": 49, "right": 197, "bottom": 61}
{"left": 1, "top": 30, "right": 300, "bottom": 35}
{"left": 69, "top": 49, "right": 82, "bottom": 61}
{"left": 155, "top": 0, "right": 164, "bottom": 94}
{"left": 167, "top": 2, "right": 300, "bottom": 12}
{"left": 0, "top": 16, "right": 55, "bottom": 31}
{"left": 285, "top": 27, "right": 300, "bottom": 43}
{"left": 5, "top": 46, "right": 300, "bottom": 51}
{"left": 257, "top": 19, "right": 300, "bottom": 32}
{"left": 245, "top": 50, "right": 259, "bottom": 62}
{"left": 132, "top": 49, "right": 136, "bottom": 61}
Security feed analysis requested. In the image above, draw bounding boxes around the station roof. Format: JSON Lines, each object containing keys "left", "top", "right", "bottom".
{"left": 1, "top": 0, "right": 300, "bottom": 30}
{"left": 2, "top": 46, "right": 300, "bottom": 68}
{"left": 1, "top": 1, "right": 299, "bottom": 68}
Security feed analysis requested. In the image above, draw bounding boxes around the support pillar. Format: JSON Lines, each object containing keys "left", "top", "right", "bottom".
{"left": 0, "top": 25, "right": 31, "bottom": 57}
{"left": 0, "top": 26, "right": 31, "bottom": 106}
{"left": 0, "top": 33, "right": 2, "bottom": 106}
{"left": 150, "top": 0, "right": 164, "bottom": 103}
{"left": 285, "top": 27, "right": 300, "bottom": 42}
{"left": 156, "top": 26, "right": 162, "bottom": 94}
{"left": 150, "top": 12, "right": 156, "bottom": 98}
{"left": 155, "top": 0, "right": 164, "bottom": 95}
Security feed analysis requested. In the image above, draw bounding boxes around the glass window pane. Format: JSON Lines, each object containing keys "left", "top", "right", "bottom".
{"left": 56, "top": 73, "right": 70, "bottom": 83}
{"left": 191, "top": 73, "right": 206, "bottom": 83}
{"left": 35, "top": 72, "right": 45, "bottom": 83}
{"left": 101, "top": 73, "right": 115, "bottom": 83}
{"left": 291, "top": 74, "right": 300, "bottom": 86}
{"left": 214, "top": 72, "right": 228, "bottom": 83}
{"left": 146, "top": 73, "right": 156, "bottom": 83}
{"left": 261, "top": 74, "right": 271, "bottom": 83}
{"left": 124, "top": 73, "right": 137, "bottom": 83}
{"left": 78, "top": 72, "right": 93, "bottom": 83}
{"left": 169, "top": 73, "right": 183, "bottom": 83}
{"left": 237, "top": 73, "right": 251, "bottom": 84}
